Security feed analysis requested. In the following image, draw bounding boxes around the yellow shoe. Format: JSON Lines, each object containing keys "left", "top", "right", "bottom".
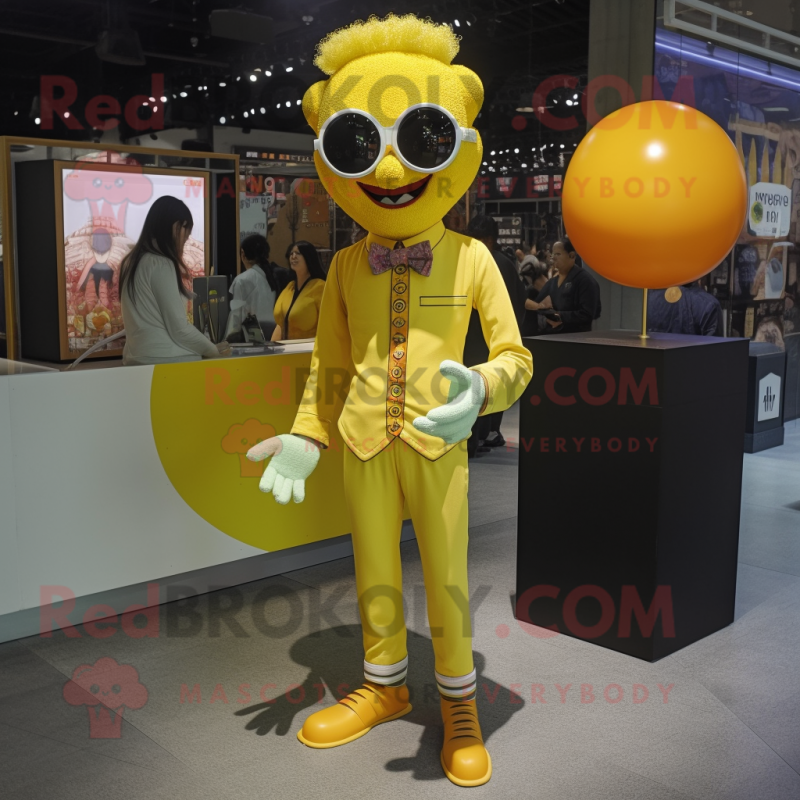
{"left": 297, "top": 682, "right": 412, "bottom": 749}
{"left": 440, "top": 697, "right": 492, "bottom": 787}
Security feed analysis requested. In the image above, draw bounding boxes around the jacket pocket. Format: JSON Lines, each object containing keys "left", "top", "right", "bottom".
{"left": 419, "top": 295, "right": 468, "bottom": 307}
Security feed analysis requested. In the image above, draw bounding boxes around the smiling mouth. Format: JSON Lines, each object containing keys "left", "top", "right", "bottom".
{"left": 357, "top": 176, "right": 431, "bottom": 209}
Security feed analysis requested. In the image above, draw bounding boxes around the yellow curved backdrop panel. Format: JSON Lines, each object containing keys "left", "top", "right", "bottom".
{"left": 149, "top": 354, "right": 354, "bottom": 551}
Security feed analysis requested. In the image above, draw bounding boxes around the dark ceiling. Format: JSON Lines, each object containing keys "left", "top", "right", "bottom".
{"left": 0, "top": 0, "right": 590, "bottom": 166}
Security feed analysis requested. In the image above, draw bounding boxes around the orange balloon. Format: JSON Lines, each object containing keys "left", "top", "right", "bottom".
{"left": 562, "top": 101, "right": 747, "bottom": 289}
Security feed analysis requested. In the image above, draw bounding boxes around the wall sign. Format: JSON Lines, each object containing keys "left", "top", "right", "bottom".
{"left": 749, "top": 183, "right": 791, "bottom": 238}
{"left": 757, "top": 372, "right": 781, "bottom": 422}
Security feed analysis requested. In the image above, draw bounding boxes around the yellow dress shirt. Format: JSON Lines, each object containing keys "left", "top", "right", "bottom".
{"left": 291, "top": 221, "right": 533, "bottom": 461}
{"left": 274, "top": 278, "right": 325, "bottom": 340}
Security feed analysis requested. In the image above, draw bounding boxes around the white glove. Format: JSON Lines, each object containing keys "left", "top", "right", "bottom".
{"left": 412, "top": 360, "right": 486, "bottom": 444}
{"left": 246, "top": 434, "right": 321, "bottom": 505}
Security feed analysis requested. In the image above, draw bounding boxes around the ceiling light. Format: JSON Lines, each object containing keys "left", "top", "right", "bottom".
{"left": 516, "top": 106, "right": 534, "bottom": 113}
{"left": 251, "top": 108, "right": 255, "bottom": 114}
{"left": 276, "top": 103, "right": 280, "bottom": 109}
{"left": 180, "top": 91, "right": 188, "bottom": 97}
{"left": 285, "top": 101, "right": 291, "bottom": 107}
{"left": 249, "top": 74, "right": 257, "bottom": 82}
{"left": 219, "top": 81, "right": 227, "bottom": 87}
{"left": 490, "top": 150, "right": 495, "bottom": 155}
{"left": 35, "top": 117, "right": 40, "bottom": 125}
{"left": 161, "top": 95, "right": 167, "bottom": 102}
{"left": 560, "top": 144, "right": 565, "bottom": 148}
{"left": 244, "top": 111, "right": 249, "bottom": 118}
{"left": 514, "top": 148, "right": 519, "bottom": 153}
{"left": 265, "top": 70, "right": 272, "bottom": 77}
{"left": 220, "top": 116, "right": 226, "bottom": 124}
{"left": 521, "top": 163, "right": 527, "bottom": 168}
{"left": 236, "top": 76, "right": 241, "bottom": 81}
{"left": 296, "top": 99, "right": 302, "bottom": 105}
{"left": 260, "top": 107, "right": 266, "bottom": 114}
{"left": 285, "top": 66, "right": 293, "bottom": 72}
{"left": 566, "top": 99, "right": 573, "bottom": 106}
{"left": 454, "top": 19, "right": 460, "bottom": 27}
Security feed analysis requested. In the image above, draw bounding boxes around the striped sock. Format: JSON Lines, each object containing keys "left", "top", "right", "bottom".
{"left": 436, "top": 668, "right": 477, "bottom": 702}
{"left": 364, "top": 655, "right": 408, "bottom": 687}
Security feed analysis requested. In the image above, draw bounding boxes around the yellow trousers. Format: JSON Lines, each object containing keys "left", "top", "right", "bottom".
{"left": 343, "top": 438, "right": 474, "bottom": 679}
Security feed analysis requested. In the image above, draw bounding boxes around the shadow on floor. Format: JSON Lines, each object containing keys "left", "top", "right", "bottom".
{"left": 235, "top": 625, "right": 524, "bottom": 781}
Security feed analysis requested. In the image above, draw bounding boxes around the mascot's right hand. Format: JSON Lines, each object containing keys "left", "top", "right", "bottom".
{"left": 246, "top": 434, "right": 320, "bottom": 505}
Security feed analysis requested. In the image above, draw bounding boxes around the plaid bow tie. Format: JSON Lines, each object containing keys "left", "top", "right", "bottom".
{"left": 368, "top": 241, "right": 433, "bottom": 277}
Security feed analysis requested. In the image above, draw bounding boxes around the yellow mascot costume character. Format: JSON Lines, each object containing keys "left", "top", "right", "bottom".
{"left": 247, "top": 14, "right": 532, "bottom": 787}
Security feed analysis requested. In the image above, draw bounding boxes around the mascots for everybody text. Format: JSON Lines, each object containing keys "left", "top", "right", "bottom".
{"left": 247, "top": 15, "right": 532, "bottom": 787}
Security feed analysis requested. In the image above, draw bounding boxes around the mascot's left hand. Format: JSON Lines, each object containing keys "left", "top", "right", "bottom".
{"left": 413, "top": 360, "right": 486, "bottom": 444}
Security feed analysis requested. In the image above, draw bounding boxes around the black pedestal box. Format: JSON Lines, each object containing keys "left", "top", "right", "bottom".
{"left": 516, "top": 331, "right": 749, "bottom": 661}
{"left": 744, "top": 342, "right": 786, "bottom": 453}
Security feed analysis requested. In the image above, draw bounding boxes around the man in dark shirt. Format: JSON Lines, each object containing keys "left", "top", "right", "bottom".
{"left": 464, "top": 215, "right": 527, "bottom": 454}
{"left": 647, "top": 282, "right": 724, "bottom": 336}
{"left": 527, "top": 237, "right": 601, "bottom": 334}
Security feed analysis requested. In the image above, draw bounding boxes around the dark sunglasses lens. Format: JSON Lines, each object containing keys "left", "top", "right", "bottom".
{"left": 396, "top": 108, "right": 457, "bottom": 170}
{"left": 321, "top": 113, "right": 381, "bottom": 175}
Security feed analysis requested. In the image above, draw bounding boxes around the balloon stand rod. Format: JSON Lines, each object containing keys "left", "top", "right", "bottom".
{"left": 640, "top": 288, "right": 649, "bottom": 340}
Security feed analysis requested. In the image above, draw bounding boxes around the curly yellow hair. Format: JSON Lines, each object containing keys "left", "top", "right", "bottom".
{"left": 314, "top": 14, "right": 460, "bottom": 76}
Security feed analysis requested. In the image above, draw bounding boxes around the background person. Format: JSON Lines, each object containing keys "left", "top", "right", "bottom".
{"left": 224, "top": 235, "right": 281, "bottom": 341}
{"left": 521, "top": 263, "right": 551, "bottom": 337}
{"left": 648, "top": 282, "right": 724, "bottom": 336}
{"left": 465, "top": 214, "right": 526, "bottom": 453}
{"left": 120, "top": 196, "right": 230, "bottom": 365}
{"left": 272, "top": 240, "right": 326, "bottom": 340}
{"left": 526, "top": 236, "right": 601, "bottom": 334}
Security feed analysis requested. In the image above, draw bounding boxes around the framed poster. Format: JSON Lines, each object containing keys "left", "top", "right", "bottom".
{"left": 55, "top": 161, "right": 210, "bottom": 360}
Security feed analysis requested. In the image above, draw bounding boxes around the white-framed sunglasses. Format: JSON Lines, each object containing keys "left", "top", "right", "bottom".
{"left": 314, "top": 103, "right": 478, "bottom": 179}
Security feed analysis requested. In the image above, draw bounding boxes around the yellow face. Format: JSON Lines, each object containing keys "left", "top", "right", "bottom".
{"left": 304, "top": 52, "right": 484, "bottom": 240}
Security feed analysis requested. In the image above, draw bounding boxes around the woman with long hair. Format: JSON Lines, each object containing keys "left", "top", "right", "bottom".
{"left": 224, "top": 235, "right": 285, "bottom": 340}
{"left": 271, "top": 240, "right": 326, "bottom": 340}
{"left": 120, "top": 196, "right": 230, "bottom": 364}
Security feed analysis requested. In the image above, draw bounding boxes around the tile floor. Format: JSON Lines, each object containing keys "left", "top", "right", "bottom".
{"left": 0, "top": 408, "right": 798, "bottom": 799}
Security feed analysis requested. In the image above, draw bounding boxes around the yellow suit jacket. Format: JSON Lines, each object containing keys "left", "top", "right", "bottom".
{"left": 274, "top": 278, "right": 325, "bottom": 340}
{"left": 291, "top": 221, "right": 533, "bottom": 461}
